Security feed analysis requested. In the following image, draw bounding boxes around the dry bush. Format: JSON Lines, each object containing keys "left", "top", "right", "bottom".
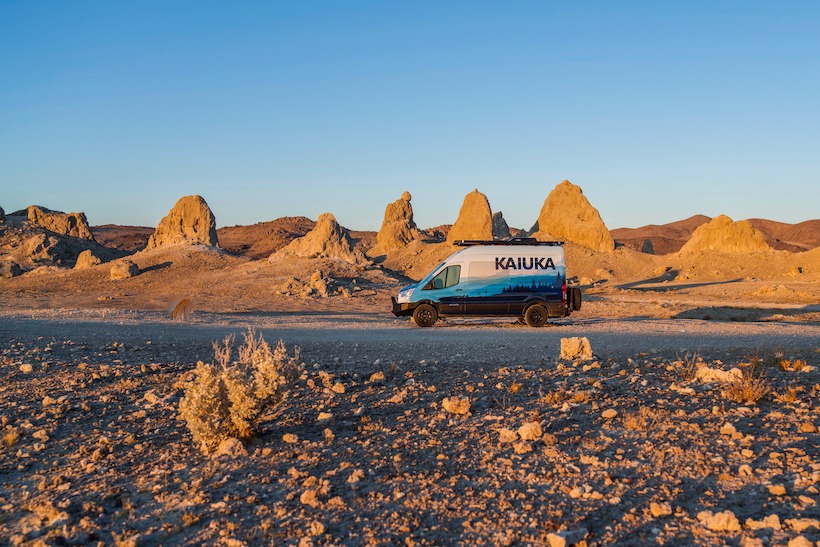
{"left": 3, "top": 428, "right": 19, "bottom": 448}
{"left": 722, "top": 362, "right": 771, "bottom": 405}
{"left": 776, "top": 386, "right": 799, "bottom": 404}
{"left": 673, "top": 352, "right": 704, "bottom": 382}
{"left": 178, "top": 328, "right": 300, "bottom": 453}
{"left": 776, "top": 358, "right": 808, "bottom": 372}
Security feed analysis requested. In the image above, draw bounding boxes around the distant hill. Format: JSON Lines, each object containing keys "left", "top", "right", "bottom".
{"left": 91, "top": 224, "right": 153, "bottom": 252}
{"left": 611, "top": 215, "right": 820, "bottom": 254}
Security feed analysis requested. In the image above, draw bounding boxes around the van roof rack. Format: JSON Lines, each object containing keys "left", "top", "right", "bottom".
{"left": 454, "top": 237, "right": 564, "bottom": 247}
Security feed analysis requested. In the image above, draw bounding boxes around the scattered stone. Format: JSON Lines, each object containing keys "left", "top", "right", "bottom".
{"left": 560, "top": 337, "right": 593, "bottom": 360}
{"left": 42, "top": 396, "right": 57, "bottom": 407}
{"left": 110, "top": 259, "right": 139, "bottom": 279}
{"left": 530, "top": 180, "right": 614, "bottom": 252}
{"left": 512, "top": 441, "right": 532, "bottom": 454}
{"left": 74, "top": 249, "right": 102, "bottom": 269}
{"left": 498, "top": 428, "right": 517, "bottom": 444}
{"left": 214, "top": 437, "right": 247, "bottom": 458}
{"left": 697, "top": 510, "right": 741, "bottom": 532}
{"left": 720, "top": 423, "right": 737, "bottom": 436}
{"left": 786, "top": 518, "right": 820, "bottom": 533}
{"left": 650, "top": 502, "right": 672, "bottom": 517}
{"left": 738, "top": 464, "right": 753, "bottom": 477}
{"left": 767, "top": 484, "right": 786, "bottom": 496}
{"left": 546, "top": 527, "right": 588, "bottom": 547}
{"left": 309, "top": 521, "right": 325, "bottom": 536}
{"left": 282, "top": 433, "right": 299, "bottom": 444}
{"left": 146, "top": 195, "right": 219, "bottom": 248}
{"left": 787, "top": 537, "right": 813, "bottom": 547}
{"left": 446, "top": 189, "right": 493, "bottom": 243}
{"left": 799, "top": 422, "right": 817, "bottom": 433}
{"left": 441, "top": 396, "right": 471, "bottom": 415}
{"left": 300, "top": 489, "right": 319, "bottom": 507}
{"left": 601, "top": 409, "right": 618, "bottom": 420}
{"left": 330, "top": 382, "right": 345, "bottom": 394}
{"left": 369, "top": 371, "right": 385, "bottom": 383}
{"left": 19, "top": 363, "right": 33, "bottom": 373}
{"left": 517, "top": 421, "right": 542, "bottom": 441}
{"left": 746, "top": 514, "right": 781, "bottom": 531}
{"left": 697, "top": 366, "right": 743, "bottom": 384}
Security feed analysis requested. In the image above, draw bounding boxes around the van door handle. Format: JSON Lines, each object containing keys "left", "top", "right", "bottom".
{"left": 455, "top": 289, "right": 463, "bottom": 292}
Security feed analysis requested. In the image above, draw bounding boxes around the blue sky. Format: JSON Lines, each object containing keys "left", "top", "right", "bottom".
{"left": 1, "top": 1, "right": 818, "bottom": 231}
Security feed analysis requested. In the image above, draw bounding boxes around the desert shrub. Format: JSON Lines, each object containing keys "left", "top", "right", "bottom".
{"left": 178, "top": 329, "right": 300, "bottom": 453}
{"left": 673, "top": 352, "right": 704, "bottom": 382}
{"left": 722, "top": 362, "right": 770, "bottom": 405}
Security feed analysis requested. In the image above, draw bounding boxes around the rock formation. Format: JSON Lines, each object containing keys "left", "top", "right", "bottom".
{"left": 679, "top": 214, "right": 770, "bottom": 253}
{"left": 446, "top": 189, "right": 493, "bottom": 243}
{"left": 74, "top": 249, "right": 102, "bottom": 269}
{"left": 492, "top": 211, "right": 511, "bottom": 240}
{"left": 110, "top": 259, "right": 140, "bottom": 279}
{"left": 0, "top": 205, "right": 5, "bottom": 224}
{"left": 15, "top": 206, "right": 95, "bottom": 241}
{"left": 271, "top": 213, "right": 369, "bottom": 266}
{"left": 146, "top": 195, "right": 218, "bottom": 249}
{"left": 531, "top": 181, "right": 615, "bottom": 252}
{"left": 375, "top": 191, "right": 420, "bottom": 252}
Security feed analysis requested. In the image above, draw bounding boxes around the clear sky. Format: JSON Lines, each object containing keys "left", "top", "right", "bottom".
{"left": 1, "top": 1, "right": 818, "bottom": 231}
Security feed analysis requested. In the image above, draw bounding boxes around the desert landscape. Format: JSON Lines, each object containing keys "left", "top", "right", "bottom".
{"left": 1, "top": 182, "right": 818, "bottom": 546}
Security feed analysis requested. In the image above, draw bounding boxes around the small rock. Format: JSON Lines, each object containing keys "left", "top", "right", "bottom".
{"left": 441, "top": 396, "right": 471, "bottom": 415}
{"left": 317, "top": 412, "right": 333, "bottom": 422}
{"left": 601, "top": 409, "right": 618, "bottom": 420}
{"left": 309, "top": 520, "right": 325, "bottom": 536}
{"left": 560, "top": 337, "right": 593, "bottom": 360}
{"left": 746, "top": 514, "right": 781, "bottom": 531}
{"left": 42, "top": 396, "right": 57, "bottom": 407}
{"left": 786, "top": 518, "right": 820, "bottom": 533}
{"left": 720, "top": 423, "right": 737, "bottom": 435}
{"left": 698, "top": 510, "right": 741, "bottom": 532}
{"left": 300, "top": 489, "right": 319, "bottom": 507}
{"left": 19, "top": 364, "right": 33, "bottom": 373}
{"left": 517, "top": 421, "right": 542, "bottom": 441}
{"left": 110, "top": 259, "right": 139, "bottom": 280}
{"left": 787, "top": 537, "right": 813, "bottom": 547}
{"left": 283, "top": 433, "right": 299, "bottom": 444}
{"left": 650, "top": 502, "right": 672, "bottom": 517}
{"left": 799, "top": 422, "right": 817, "bottom": 433}
{"left": 767, "top": 484, "right": 786, "bottom": 496}
{"left": 738, "top": 464, "right": 753, "bottom": 477}
{"left": 546, "top": 527, "right": 588, "bottom": 547}
{"left": 513, "top": 441, "right": 532, "bottom": 454}
{"left": 330, "top": 382, "right": 345, "bottom": 394}
{"left": 498, "top": 428, "right": 517, "bottom": 444}
{"left": 213, "top": 437, "right": 247, "bottom": 458}
{"left": 369, "top": 371, "right": 385, "bottom": 383}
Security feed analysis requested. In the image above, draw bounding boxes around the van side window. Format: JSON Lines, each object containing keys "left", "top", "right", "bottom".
{"left": 425, "top": 265, "right": 461, "bottom": 290}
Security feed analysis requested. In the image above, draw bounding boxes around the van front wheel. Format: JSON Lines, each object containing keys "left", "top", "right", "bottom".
{"left": 412, "top": 304, "right": 438, "bottom": 327}
{"left": 524, "top": 304, "right": 548, "bottom": 327}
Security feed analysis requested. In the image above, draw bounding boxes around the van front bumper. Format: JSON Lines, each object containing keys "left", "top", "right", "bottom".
{"left": 391, "top": 297, "right": 417, "bottom": 317}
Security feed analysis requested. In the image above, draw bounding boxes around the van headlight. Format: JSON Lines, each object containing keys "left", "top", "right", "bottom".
{"left": 396, "top": 287, "right": 414, "bottom": 303}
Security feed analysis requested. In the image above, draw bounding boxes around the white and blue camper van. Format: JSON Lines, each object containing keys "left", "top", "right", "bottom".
{"left": 391, "top": 238, "right": 582, "bottom": 327}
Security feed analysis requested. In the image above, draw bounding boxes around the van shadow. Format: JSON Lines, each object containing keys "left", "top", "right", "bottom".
{"left": 672, "top": 304, "right": 820, "bottom": 322}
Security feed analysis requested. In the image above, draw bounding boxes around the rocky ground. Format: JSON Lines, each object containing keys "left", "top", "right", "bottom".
{"left": 1, "top": 312, "right": 818, "bottom": 546}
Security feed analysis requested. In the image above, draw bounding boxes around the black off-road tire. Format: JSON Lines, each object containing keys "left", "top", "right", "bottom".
{"left": 524, "top": 304, "right": 548, "bottom": 327}
{"left": 412, "top": 304, "right": 438, "bottom": 327}
{"left": 570, "top": 287, "right": 582, "bottom": 310}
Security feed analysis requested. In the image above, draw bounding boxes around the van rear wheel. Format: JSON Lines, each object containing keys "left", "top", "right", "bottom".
{"left": 412, "top": 304, "right": 438, "bottom": 327}
{"left": 524, "top": 304, "right": 548, "bottom": 327}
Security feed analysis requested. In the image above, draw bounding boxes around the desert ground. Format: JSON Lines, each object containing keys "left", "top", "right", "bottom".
{"left": 2, "top": 190, "right": 819, "bottom": 546}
